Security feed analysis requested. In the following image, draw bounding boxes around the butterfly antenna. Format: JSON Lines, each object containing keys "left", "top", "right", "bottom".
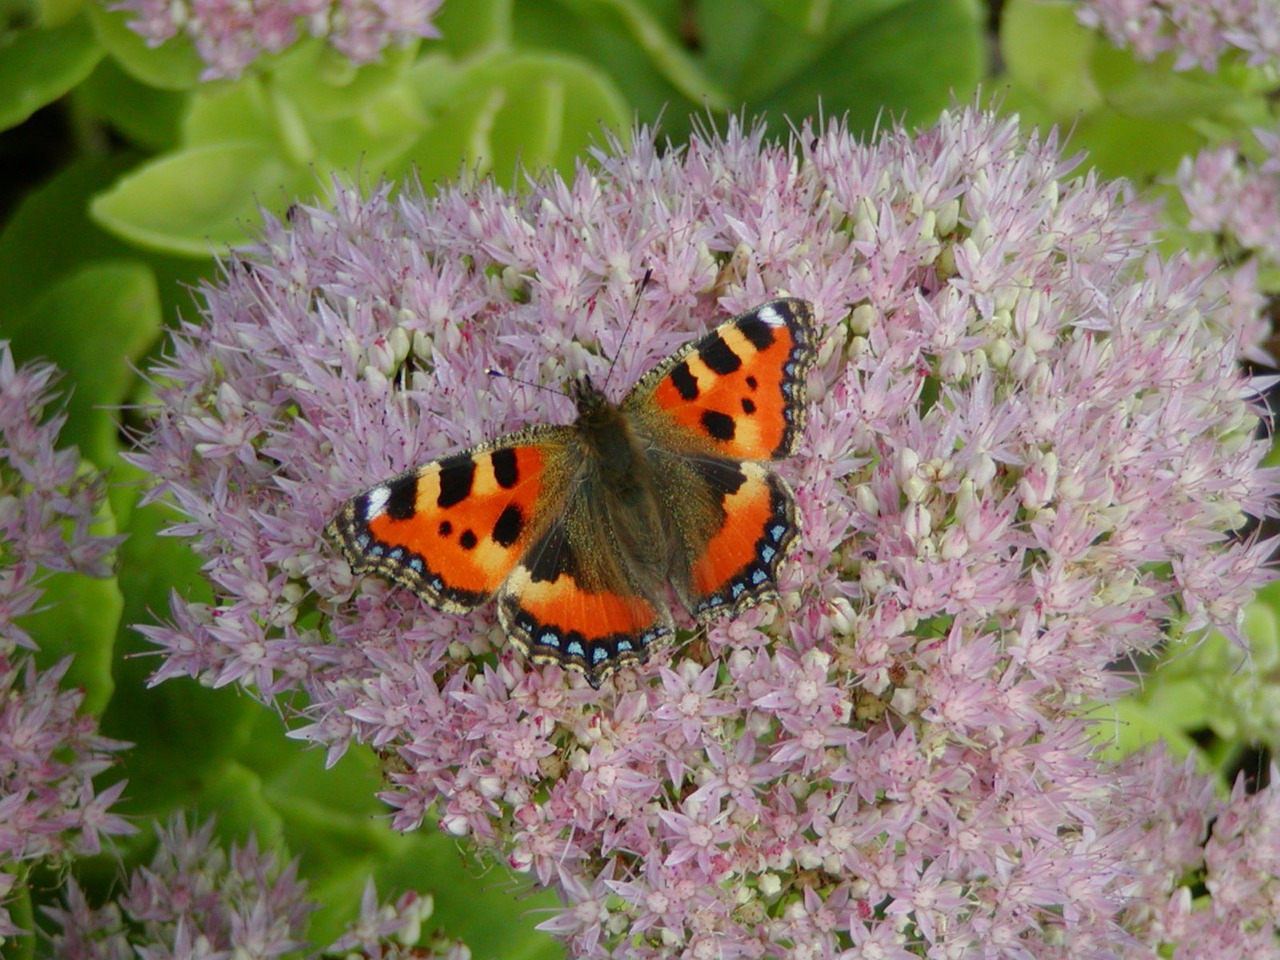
{"left": 485, "top": 367, "right": 570, "bottom": 399}
{"left": 601, "top": 267, "right": 652, "bottom": 394}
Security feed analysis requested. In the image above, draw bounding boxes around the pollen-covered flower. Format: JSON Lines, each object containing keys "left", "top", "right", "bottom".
{"left": 133, "top": 108, "right": 1280, "bottom": 957}
{"left": 112, "top": 0, "right": 444, "bottom": 81}
{"left": 1077, "top": 0, "right": 1280, "bottom": 71}
{"left": 0, "top": 344, "right": 134, "bottom": 932}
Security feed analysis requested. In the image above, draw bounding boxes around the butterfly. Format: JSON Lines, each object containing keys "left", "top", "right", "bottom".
{"left": 328, "top": 298, "right": 818, "bottom": 688}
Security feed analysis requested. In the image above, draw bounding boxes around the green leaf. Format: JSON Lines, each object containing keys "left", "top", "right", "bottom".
{"left": 1090, "top": 43, "right": 1243, "bottom": 121}
{"left": 434, "top": 0, "right": 514, "bottom": 56}
{"left": 0, "top": 15, "right": 104, "bottom": 131}
{"left": 25, "top": 555, "right": 123, "bottom": 717}
{"left": 703, "top": 0, "right": 908, "bottom": 99}
{"left": 182, "top": 78, "right": 278, "bottom": 147}
{"left": 557, "top": 0, "right": 731, "bottom": 109}
{"left": 511, "top": 0, "right": 710, "bottom": 136}
{"left": 1088, "top": 699, "right": 1200, "bottom": 763}
{"left": 758, "top": 0, "right": 986, "bottom": 135}
{"left": 2, "top": 882, "right": 35, "bottom": 960}
{"left": 405, "top": 51, "right": 629, "bottom": 186}
{"left": 36, "top": 0, "right": 89, "bottom": 28}
{"left": 75, "top": 57, "right": 190, "bottom": 152}
{"left": 999, "top": 0, "right": 1101, "bottom": 116}
{"left": 1069, "top": 108, "right": 1203, "bottom": 182}
{"left": 308, "top": 84, "right": 427, "bottom": 173}
{"left": 0, "top": 152, "right": 212, "bottom": 323}
{"left": 4, "top": 261, "right": 162, "bottom": 467}
{"left": 90, "top": 143, "right": 318, "bottom": 256}
{"left": 270, "top": 38, "right": 424, "bottom": 121}
{"left": 97, "top": 475, "right": 248, "bottom": 817}
{"left": 86, "top": 1, "right": 204, "bottom": 90}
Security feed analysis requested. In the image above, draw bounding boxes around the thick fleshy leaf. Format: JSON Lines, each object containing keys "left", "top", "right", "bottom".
{"left": 75, "top": 57, "right": 190, "bottom": 151}
{"left": 1000, "top": 0, "right": 1101, "bottom": 116}
{"left": 1089, "top": 698, "right": 1201, "bottom": 763}
{"left": 405, "top": 51, "right": 629, "bottom": 185}
{"left": 704, "top": 0, "right": 906, "bottom": 98}
{"left": 4, "top": 260, "right": 161, "bottom": 466}
{"left": 27, "top": 560, "right": 123, "bottom": 717}
{"left": 755, "top": 0, "right": 986, "bottom": 134}
{"left": 434, "top": 0, "right": 514, "bottom": 56}
{"left": 271, "top": 38, "right": 424, "bottom": 120}
{"left": 556, "top": 0, "right": 731, "bottom": 109}
{"left": 90, "top": 143, "right": 317, "bottom": 255}
{"left": 0, "top": 153, "right": 208, "bottom": 324}
{"left": 0, "top": 15, "right": 103, "bottom": 131}
{"left": 86, "top": 2, "right": 203, "bottom": 89}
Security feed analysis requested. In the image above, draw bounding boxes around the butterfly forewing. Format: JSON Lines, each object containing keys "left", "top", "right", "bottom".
{"left": 624, "top": 298, "right": 818, "bottom": 461}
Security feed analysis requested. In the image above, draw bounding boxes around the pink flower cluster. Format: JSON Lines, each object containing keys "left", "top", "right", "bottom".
{"left": 132, "top": 108, "right": 1280, "bottom": 957}
{"left": 1109, "top": 748, "right": 1280, "bottom": 959}
{"left": 0, "top": 344, "right": 134, "bottom": 935}
{"left": 1078, "top": 0, "right": 1280, "bottom": 71}
{"left": 1177, "top": 129, "right": 1280, "bottom": 265}
{"left": 46, "top": 817, "right": 458, "bottom": 959}
{"left": 112, "top": 0, "right": 443, "bottom": 80}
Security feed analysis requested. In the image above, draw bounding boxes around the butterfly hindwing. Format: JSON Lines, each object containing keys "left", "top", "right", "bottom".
{"left": 499, "top": 502, "right": 675, "bottom": 688}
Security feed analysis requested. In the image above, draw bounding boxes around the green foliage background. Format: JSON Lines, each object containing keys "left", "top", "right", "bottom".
{"left": 1, "top": 0, "right": 1276, "bottom": 955}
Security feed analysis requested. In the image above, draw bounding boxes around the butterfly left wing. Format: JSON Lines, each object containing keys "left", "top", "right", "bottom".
{"left": 328, "top": 425, "right": 677, "bottom": 688}
{"left": 623, "top": 298, "right": 818, "bottom": 621}
{"left": 327, "top": 427, "right": 574, "bottom": 612}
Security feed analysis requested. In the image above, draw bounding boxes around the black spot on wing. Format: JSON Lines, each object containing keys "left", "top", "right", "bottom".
{"left": 459, "top": 529, "right": 478, "bottom": 550}
{"left": 492, "top": 504, "right": 524, "bottom": 548}
{"left": 741, "top": 397, "right": 756, "bottom": 414}
{"left": 438, "top": 520, "right": 453, "bottom": 536}
{"left": 698, "top": 335, "right": 742, "bottom": 375}
{"left": 525, "top": 522, "right": 580, "bottom": 583}
{"left": 737, "top": 312, "right": 778, "bottom": 351}
{"left": 690, "top": 458, "right": 747, "bottom": 495}
{"left": 383, "top": 475, "right": 419, "bottom": 520}
{"left": 437, "top": 454, "right": 476, "bottom": 508}
{"left": 670, "top": 361, "right": 699, "bottom": 400}
{"left": 491, "top": 448, "right": 519, "bottom": 488}
{"left": 700, "top": 409, "right": 736, "bottom": 442}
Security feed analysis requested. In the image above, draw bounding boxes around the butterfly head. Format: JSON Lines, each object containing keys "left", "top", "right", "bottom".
{"left": 570, "top": 375, "right": 612, "bottom": 420}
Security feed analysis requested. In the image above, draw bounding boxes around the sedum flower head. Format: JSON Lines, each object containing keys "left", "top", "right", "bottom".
{"left": 112, "top": 0, "right": 444, "bottom": 81}
{"left": 45, "top": 816, "right": 456, "bottom": 959}
{"left": 0, "top": 344, "right": 134, "bottom": 933}
{"left": 133, "top": 108, "right": 1280, "bottom": 957}
{"left": 1077, "top": 0, "right": 1280, "bottom": 71}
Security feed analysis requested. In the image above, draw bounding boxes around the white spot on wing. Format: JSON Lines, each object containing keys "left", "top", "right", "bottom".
{"left": 756, "top": 304, "right": 783, "bottom": 326}
{"left": 364, "top": 485, "right": 391, "bottom": 519}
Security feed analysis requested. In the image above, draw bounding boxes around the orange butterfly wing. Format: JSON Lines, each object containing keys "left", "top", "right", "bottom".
{"left": 327, "top": 430, "right": 570, "bottom": 611}
{"left": 624, "top": 298, "right": 818, "bottom": 619}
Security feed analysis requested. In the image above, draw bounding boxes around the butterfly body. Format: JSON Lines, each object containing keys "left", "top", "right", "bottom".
{"left": 329, "top": 298, "right": 817, "bottom": 687}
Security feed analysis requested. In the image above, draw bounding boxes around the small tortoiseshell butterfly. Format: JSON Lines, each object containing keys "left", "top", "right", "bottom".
{"left": 328, "top": 299, "right": 817, "bottom": 688}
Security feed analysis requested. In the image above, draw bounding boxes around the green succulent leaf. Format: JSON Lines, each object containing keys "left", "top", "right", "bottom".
{"left": 0, "top": 15, "right": 104, "bottom": 131}
{"left": 87, "top": 2, "right": 205, "bottom": 89}
{"left": 3, "top": 260, "right": 161, "bottom": 466}
{"left": 90, "top": 143, "right": 319, "bottom": 255}
{"left": 405, "top": 50, "right": 629, "bottom": 186}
